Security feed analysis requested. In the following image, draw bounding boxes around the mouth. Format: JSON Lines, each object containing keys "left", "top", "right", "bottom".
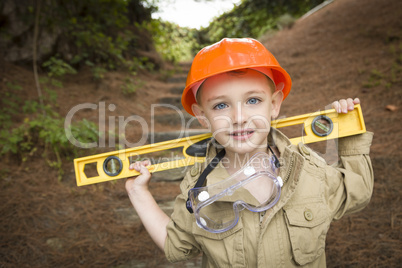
{"left": 229, "top": 129, "right": 255, "bottom": 140}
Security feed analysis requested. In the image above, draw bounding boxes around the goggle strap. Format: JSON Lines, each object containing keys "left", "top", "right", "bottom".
{"left": 267, "top": 144, "right": 281, "bottom": 168}
{"left": 194, "top": 149, "right": 226, "bottom": 189}
{"left": 186, "top": 149, "right": 226, "bottom": 214}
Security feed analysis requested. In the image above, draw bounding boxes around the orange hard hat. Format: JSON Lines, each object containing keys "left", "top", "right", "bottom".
{"left": 181, "top": 38, "right": 292, "bottom": 116}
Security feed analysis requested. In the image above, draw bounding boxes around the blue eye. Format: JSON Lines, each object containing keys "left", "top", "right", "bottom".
{"left": 214, "top": 103, "right": 228, "bottom": 110}
{"left": 247, "top": 98, "right": 260, "bottom": 104}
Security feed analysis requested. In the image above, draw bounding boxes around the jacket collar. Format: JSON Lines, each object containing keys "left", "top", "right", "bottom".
{"left": 268, "top": 128, "right": 302, "bottom": 184}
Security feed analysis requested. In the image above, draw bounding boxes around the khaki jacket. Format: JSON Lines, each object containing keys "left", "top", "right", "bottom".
{"left": 165, "top": 128, "right": 374, "bottom": 267}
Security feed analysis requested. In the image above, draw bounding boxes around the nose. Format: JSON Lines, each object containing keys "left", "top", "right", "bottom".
{"left": 232, "top": 101, "right": 248, "bottom": 125}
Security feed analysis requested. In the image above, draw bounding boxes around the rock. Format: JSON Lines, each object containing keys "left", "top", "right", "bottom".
{"left": 167, "top": 75, "right": 187, "bottom": 83}
{"left": 169, "top": 86, "right": 184, "bottom": 94}
{"left": 46, "top": 237, "right": 63, "bottom": 251}
{"left": 385, "top": 104, "right": 398, "bottom": 111}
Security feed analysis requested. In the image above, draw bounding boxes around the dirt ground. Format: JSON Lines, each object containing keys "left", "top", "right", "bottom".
{"left": 1, "top": 0, "right": 401, "bottom": 267}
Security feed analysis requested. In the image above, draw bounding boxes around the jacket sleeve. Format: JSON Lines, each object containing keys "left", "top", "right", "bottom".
{"left": 164, "top": 166, "right": 202, "bottom": 263}
{"left": 324, "top": 131, "right": 374, "bottom": 220}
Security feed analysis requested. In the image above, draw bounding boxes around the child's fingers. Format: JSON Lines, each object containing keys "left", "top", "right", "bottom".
{"left": 126, "top": 162, "right": 152, "bottom": 189}
{"left": 129, "top": 162, "right": 140, "bottom": 171}
{"left": 332, "top": 101, "right": 341, "bottom": 113}
{"left": 141, "top": 160, "right": 151, "bottom": 166}
{"left": 129, "top": 160, "right": 151, "bottom": 171}
{"left": 353, "top": 97, "right": 360, "bottom": 104}
{"left": 339, "top": 99, "right": 348, "bottom": 113}
{"left": 346, "top": 98, "right": 355, "bottom": 111}
{"left": 137, "top": 164, "right": 151, "bottom": 177}
{"left": 333, "top": 98, "right": 361, "bottom": 114}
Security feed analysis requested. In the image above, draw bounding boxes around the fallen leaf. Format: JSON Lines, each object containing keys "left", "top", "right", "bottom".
{"left": 385, "top": 105, "right": 398, "bottom": 111}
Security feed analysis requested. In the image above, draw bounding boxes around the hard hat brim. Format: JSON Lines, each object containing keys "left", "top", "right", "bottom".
{"left": 182, "top": 65, "right": 291, "bottom": 116}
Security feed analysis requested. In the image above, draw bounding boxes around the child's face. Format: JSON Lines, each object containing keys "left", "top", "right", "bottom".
{"left": 192, "top": 69, "right": 283, "bottom": 156}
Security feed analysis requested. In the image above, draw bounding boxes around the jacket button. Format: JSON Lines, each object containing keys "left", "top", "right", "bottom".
{"left": 304, "top": 209, "right": 313, "bottom": 221}
{"left": 190, "top": 166, "right": 199, "bottom": 177}
{"left": 301, "top": 145, "right": 310, "bottom": 155}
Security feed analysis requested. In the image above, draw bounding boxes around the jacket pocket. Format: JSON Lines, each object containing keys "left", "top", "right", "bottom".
{"left": 283, "top": 199, "right": 330, "bottom": 265}
{"left": 192, "top": 220, "right": 245, "bottom": 267}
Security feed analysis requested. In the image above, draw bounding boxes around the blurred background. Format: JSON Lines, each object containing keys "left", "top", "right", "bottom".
{"left": 0, "top": 0, "right": 401, "bottom": 267}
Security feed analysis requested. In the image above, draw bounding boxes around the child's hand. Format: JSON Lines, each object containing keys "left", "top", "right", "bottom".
{"left": 126, "top": 160, "right": 152, "bottom": 193}
{"left": 332, "top": 98, "right": 360, "bottom": 114}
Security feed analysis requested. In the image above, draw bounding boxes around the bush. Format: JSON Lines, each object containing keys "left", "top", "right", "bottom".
{"left": 0, "top": 113, "right": 99, "bottom": 180}
{"left": 3, "top": 0, "right": 159, "bottom": 78}
{"left": 42, "top": 57, "right": 77, "bottom": 77}
{"left": 143, "top": 19, "right": 198, "bottom": 63}
{"left": 1, "top": 79, "right": 99, "bottom": 180}
{"left": 195, "top": 0, "right": 325, "bottom": 50}
{"left": 277, "top": 14, "right": 296, "bottom": 30}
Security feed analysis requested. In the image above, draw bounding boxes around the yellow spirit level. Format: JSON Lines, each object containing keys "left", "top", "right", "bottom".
{"left": 74, "top": 104, "right": 366, "bottom": 186}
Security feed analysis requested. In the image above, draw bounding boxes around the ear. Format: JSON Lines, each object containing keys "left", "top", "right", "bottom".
{"left": 192, "top": 103, "right": 209, "bottom": 128}
{"left": 271, "top": 90, "right": 284, "bottom": 120}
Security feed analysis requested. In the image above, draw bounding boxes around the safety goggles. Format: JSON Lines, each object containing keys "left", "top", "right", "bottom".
{"left": 187, "top": 152, "right": 283, "bottom": 233}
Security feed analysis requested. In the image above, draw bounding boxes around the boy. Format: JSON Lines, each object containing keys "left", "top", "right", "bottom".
{"left": 126, "top": 38, "right": 374, "bottom": 267}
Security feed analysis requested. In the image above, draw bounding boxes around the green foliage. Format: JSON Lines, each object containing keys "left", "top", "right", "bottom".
{"left": 130, "top": 57, "right": 155, "bottom": 72}
{"left": 363, "top": 69, "right": 384, "bottom": 88}
{"left": 14, "top": 0, "right": 159, "bottom": 79}
{"left": 362, "top": 41, "right": 402, "bottom": 89}
{"left": 0, "top": 79, "right": 99, "bottom": 180}
{"left": 196, "top": 0, "right": 325, "bottom": 50}
{"left": 60, "top": 0, "right": 156, "bottom": 72}
{"left": 120, "top": 76, "right": 145, "bottom": 95}
{"left": 42, "top": 56, "right": 77, "bottom": 77}
{"left": 5, "top": 81, "right": 22, "bottom": 91}
{"left": 277, "top": 13, "right": 296, "bottom": 30}
{"left": 389, "top": 42, "right": 402, "bottom": 84}
{"left": 0, "top": 82, "right": 22, "bottom": 129}
{"left": 144, "top": 19, "right": 198, "bottom": 63}
{"left": 69, "top": 26, "right": 131, "bottom": 70}
{"left": 83, "top": 60, "right": 110, "bottom": 81}
{"left": 66, "top": 119, "right": 100, "bottom": 148}
{"left": 0, "top": 114, "right": 98, "bottom": 180}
